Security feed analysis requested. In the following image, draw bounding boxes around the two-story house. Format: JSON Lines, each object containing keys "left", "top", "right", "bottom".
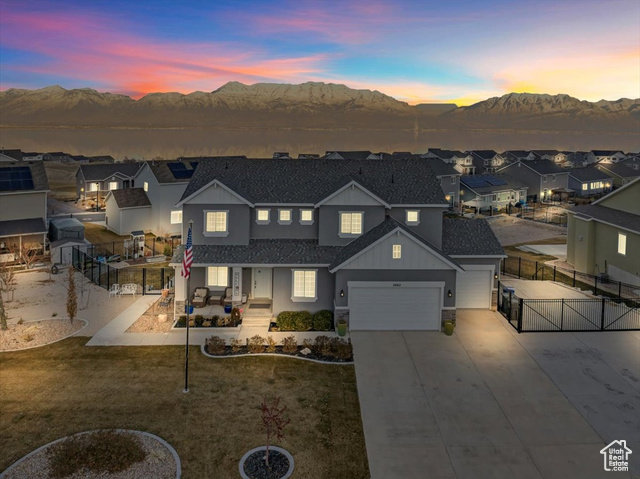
{"left": 468, "top": 150, "right": 507, "bottom": 175}
{"left": 503, "top": 150, "right": 535, "bottom": 162}
{"left": 596, "top": 157, "right": 640, "bottom": 187}
{"left": 460, "top": 175, "right": 528, "bottom": 212}
{"left": 497, "top": 159, "right": 570, "bottom": 202}
{"left": 0, "top": 161, "right": 49, "bottom": 258}
{"left": 531, "top": 150, "right": 569, "bottom": 164}
{"left": 568, "top": 167, "right": 613, "bottom": 197}
{"left": 75, "top": 163, "right": 143, "bottom": 201}
{"left": 586, "top": 150, "right": 626, "bottom": 165}
{"left": 421, "top": 159, "right": 461, "bottom": 208}
{"left": 323, "top": 151, "right": 383, "bottom": 160}
{"left": 170, "top": 158, "right": 504, "bottom": 331}
{"left": 567, "top": 178, "right": 639, "bottom": 286}
{"left": 423, "top": 149, "right": 475, "bottom": 175}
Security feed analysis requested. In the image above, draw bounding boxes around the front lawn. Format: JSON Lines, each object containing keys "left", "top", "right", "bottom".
{"left": 0, "top": 338, "right": 369, "bottom": 478}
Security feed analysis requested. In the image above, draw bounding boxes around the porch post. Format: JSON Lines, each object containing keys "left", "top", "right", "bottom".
{"left": 232, "top": 267, "right": 242, "bottom": 302}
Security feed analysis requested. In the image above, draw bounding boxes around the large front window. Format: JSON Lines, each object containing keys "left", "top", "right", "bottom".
{"left": 207, "top": 266, "right": 229, "bottom": 287}
{"left": 299, "top": 209, "right": 314, "bottom": 224}
{"left": 205, "top": 211, "right": 228, "bottom": 234}
{"left": 292, "top": 270, "right": 317, "bottom": 301}
{"left": 340, "top": 212, "right": 362, "bottom": 235}
{"left": 109, "top": 181, "right": 118, "bottom": 190}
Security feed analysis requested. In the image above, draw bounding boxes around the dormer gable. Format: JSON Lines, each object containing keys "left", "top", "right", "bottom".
{"left": 177, "top": 179, "right": 253, "bottom": 206}
{"left": 315, "top": 181, "right": 390, "bottom": 208}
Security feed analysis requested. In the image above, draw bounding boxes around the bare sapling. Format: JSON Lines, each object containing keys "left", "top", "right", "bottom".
{"left": 66, "top": 266, "right": 77, "bottom": 323}
{"left": 260, "top": 396, "right": 290, "bottom": 468}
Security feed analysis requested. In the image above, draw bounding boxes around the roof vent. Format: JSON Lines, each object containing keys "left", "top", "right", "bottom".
{"left": 391, "top": 174, "right": 394, "bottom": 183}
{"left": 359, "top": 167, "right": 362, "bottom": 175}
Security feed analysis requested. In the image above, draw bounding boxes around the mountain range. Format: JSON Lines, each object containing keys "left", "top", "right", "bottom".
{"left": 1, "top": 82, "right": 638, "bottom": 131}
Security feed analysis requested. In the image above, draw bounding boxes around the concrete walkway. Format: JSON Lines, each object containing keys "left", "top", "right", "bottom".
{"left": 352, "top": 310, "right": 639, "bottom": 478}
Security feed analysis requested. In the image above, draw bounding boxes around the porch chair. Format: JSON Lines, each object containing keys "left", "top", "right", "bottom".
{"left": 191, "top": 287, "right": 210, "bottom": 308}
{"left": 222, "top": 287, "right": 233, "bottom": 306}
{"left": 108, "top": 284, "right": 120, "bottom": 298}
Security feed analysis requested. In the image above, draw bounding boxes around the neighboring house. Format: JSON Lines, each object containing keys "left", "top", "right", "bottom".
{"left": 564, "top": 152, "right": 588, "bottom": 168}
{"left": 297, "top": 153, "right": 320, "bottom": 159}
{"left": 170, "top": 158, "right": 505, "bottom": 330}
{"left": 71, "top": 155, "right": 91, "bottom": 163}
{"left": 272, "top": 152, "right": 292, "bottom": 159}
{"left": 460, "top": 175, "right": 528, "bottom": 212}
{"left": 104, "top": 188, "right": 152, "bottom": 235}
{"left": 568, "top": 167, "right": 613, "bottom": 197}
{"left": 89, "top": 155, "right": 115, "bottom": 163}
{"left": 0, "top": 162, "right": 49, "bottom": 256}
{"left": 22, "top": 152, "right": 52, "bottom": 161}
{"left": 531, "top": 150, "right": 568, "bottom": 163}
{"left": 75, "top": 163, "right": 143, "bottom": 200}
{"left": 323, "top": 151, "right": 382, "bottom": 160}
{"left": 47, "top": 152, "right": 72, "bottom": 163}
{"left": 468, "top": 150, "right": 507, "bottom": 174}
{"left": 586, "top": 150, "right": 626, "bottom": 164}
{"left": 503, "top": 150, "right": 535, "bottom": 162}
{"left": 424, "top": 149, "right": 475, "bottom": 175}
{"left": 421, "top": 159, "right": 461, "bottom": 207}
{"left": 0, "top": 153, "right": 18, "bottom": 162}
{"left": 596, "top": 158, "right": 640, "bottom": 187}
{"left": 0, "top": 149, "right": 23, "bottom": 161}
{"left": 498, "top": 159, "right": 570, "bottom": 202}
{"left": 567, "top": 178, "right": 639, "bottom": 286}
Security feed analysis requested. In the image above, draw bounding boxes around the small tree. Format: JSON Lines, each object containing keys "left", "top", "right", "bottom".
{"left": 260, "top": 396, "right": 290, "bottom": 467}
{"left": 0, "top": 291, "right": 7, "bottom": 331}
{"left": 66, "top": 266, "right": 77, "bottom": 323}
{"left": 0, "top": 262, "right": 16, "bottom": 302}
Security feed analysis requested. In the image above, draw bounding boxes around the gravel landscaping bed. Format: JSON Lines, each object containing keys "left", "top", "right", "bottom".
{"left": 0, "top": 319, "right": 85, "bottom": 351}
{"left": 242, "top": 449, "right": 290, "bottom": 479}
{"left": 126, "top": 312, "right": 173, "bottom": 333}
{"left": 2, "top": 430, "right": 178, "bottom": 479}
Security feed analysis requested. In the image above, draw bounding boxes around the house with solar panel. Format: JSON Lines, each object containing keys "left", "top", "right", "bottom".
{"left": 75, "top": 163, "right": 143, "bottom": 202}
{"left": 0, "top": 161, "right": 49, "bottom": 258}
{"left": 460, "top": 175, "right": 528, "bottom": 213}
{"left": 169, "top": 157, "right": 505, "bottom": 331}
{"left": 497, "top": 159, "right": 570, "bottom": 202}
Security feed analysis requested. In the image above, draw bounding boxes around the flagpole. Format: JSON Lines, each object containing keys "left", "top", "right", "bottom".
{"left": 183, "top": 219, "right": 193, "bottom": 393}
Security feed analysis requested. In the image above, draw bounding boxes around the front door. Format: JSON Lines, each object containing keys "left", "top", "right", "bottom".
{"left": 253, "top": 267, "right": 272, "bottom": 299}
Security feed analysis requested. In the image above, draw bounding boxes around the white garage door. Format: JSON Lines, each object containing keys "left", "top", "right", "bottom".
{"left": 456, "top": 269, "right": 492, "bottom": 309}
{"left": 349, "top": 283, "right": 442, "bottom": 330}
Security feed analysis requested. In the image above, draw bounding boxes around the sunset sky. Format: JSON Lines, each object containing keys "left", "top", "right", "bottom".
{"left": 1, "top": 0, "right": 638, "bottom": 105}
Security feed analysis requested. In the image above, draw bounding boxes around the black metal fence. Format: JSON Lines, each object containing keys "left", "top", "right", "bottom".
{"left": 72, "top": 246, "right": 174, "bottom": 295}
{"left": 498, "top": 282, "right": 640, "bottom": 332}
{"left": 58, "top": 236, "right": 180, "bottom": 265}
{"left": 501, "top": 255, "right": 640, "bottom": 304}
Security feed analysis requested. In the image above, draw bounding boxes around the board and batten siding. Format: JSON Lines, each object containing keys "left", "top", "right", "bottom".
{"left": 182, "top": 203, "right": 250, "bottom": 245}
{"left": 318, "top": 205, "right": 386, "bottom": 246}
{"left": 321, "top": 184, "right": 385, "bottom": 206}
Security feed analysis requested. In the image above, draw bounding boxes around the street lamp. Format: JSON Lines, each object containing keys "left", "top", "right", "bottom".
{"left": 95, "top": 182, "right": 100, "bottom": 212}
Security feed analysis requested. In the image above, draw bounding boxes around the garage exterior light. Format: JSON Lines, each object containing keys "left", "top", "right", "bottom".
{"left": 392, "top": 244, "right": 402, "bottom": 259}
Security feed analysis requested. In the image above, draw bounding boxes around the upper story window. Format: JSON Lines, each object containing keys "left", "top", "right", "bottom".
{"left": 551, "top": 175, "right": 556, "bottom": 181}
{"left": 143, "top": 181, "right": 149, "bottom": 192}
{"left": 542, "top": 175, "right": 547, "bottom": 182}
{"left": 299, "top": 209, "right": 314, "bottom": 225}
{"left": 292, "top": 269, "right": 317, "bottom": 301}
{"left": 204, "top": 210, "right": 228, "bottom": 236}
{"left": 392, "top": 244, "right": 402, "bottom": 259}
{"left": 109, "top": 181, "right": 118, "bottom": 190}
{"left": 406, "top": 210, "right": 420, "bottom": 225}
{"left": 451, "top": 176, "right": 456, "bottom": 184}
{"left": 618, "top": 233, "right": 627, "bottom": 255}
{"left": 89, "top": 183, "right": 98, "bottom": 192}
{"left": 339, "top": 212, "right": 363, "bottom": 236}
{"left": 207, "top": 266, "right": 228, "bottom": 287}
{"left": 278, "top": 209, "right": 292, "bottom": 225}
{"left": 170, "top": 210, "right": 182, "bottom": 224}
{"left": 256, "top": 208, "right": 270, "bottom": 225}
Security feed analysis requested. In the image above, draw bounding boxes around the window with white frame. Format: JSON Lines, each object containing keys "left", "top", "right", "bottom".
{"left": 109, "top": 181, "right": 118, "bottom": 190}
{"left": 618, "top": 233, "right": 627, "bottom": 255}
{"left": 450, "top": 176, "right": 456, "bottom": 184}
{"left": 299, "top": 209, "right": 314, "bottom": 224}
{"left": 89, "top": 183, "right": 98, "bottom": 192}
{"left": 551, "top": 175, "right": 556, "bottom": 181}
{"left": 278, "top": 209, "right": 292, "bottom": 224}
{"left": 542, "top": 175, "right": 547, "bottom": 182}
{"left": 292, "top": 270, "right": 317, "bottom": 300}
{"left": 590, "top": 181, "right": 603, "bottom": 189}
{"left": 392, "top": 244, "right": 402, "bottom": 259}
{"left": 205, "top": 211, "right": 228, "bottom": 234}
{"left": 406, "top": 210, "right": 419, "bottom": 225}
{"left": 143, "top": 181, "right": 149, "bottom": 192}
{"left": 582, "top": 183, "right": 588, "bottom": 191}
{"left": 256, "top": 208, "right": 270, "bottom": 224}
{"left": 207, "top": 266, "right": 228, "bottom": 287}
{"left": 170, "top": 210, "right": 182, "bottom": 224}
{"left": 340, "top": 212, "right": 362, "bottom": 235}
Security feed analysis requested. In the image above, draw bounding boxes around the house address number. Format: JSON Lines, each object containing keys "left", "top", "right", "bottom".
{"left": 393, "top": 283, "right": 402, "bottom": 287}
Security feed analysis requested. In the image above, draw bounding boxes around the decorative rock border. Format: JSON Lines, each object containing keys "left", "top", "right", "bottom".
{"left": 239, "top": 446, "right": 294, "bottom": 479}
{"left": 0, "top": 318, "right": 88, "bottom": 353}
{"left": 200, "top": 344, "right": 354, "bottom": 365}
{"left": 0, "top": 429, "right": 181, "bottom": 479}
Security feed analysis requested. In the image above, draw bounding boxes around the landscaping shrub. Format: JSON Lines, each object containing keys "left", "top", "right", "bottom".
{"left": 206, "top": 336, "right": 226, "bottom": 355}
{"left": 194, "top": 315, "right": 204, "bottom": 327}
{"left": 266, "top": 336, "right": 277, "bottom": 353}
{"left": 202, "top": 320, "right": 212, "bottom": 327}
{"left": 312, "top": 336, "right": 332, "bottom": 356}
{"left": 282, "top": 335, "right": 298, "bottom": 353}
{"left": 231, "top": 307, "right": 241, "bottom": 324}
{"left": 176, "top": 315, "right": 187, "bottom": 327}
{"left": 313, "top": 310, "right": 334, "bottom": 331}
{"left": 216, "top": 316, "right": 231, "bottom": 327}
{"left": 302, "top": 338, "right": 313, "bottom": 350}
{"left": 163, "top": 244, "right": 172, "bottom": 257}
{"left": 276, "top": 311, "right": 296, "bottom": 331}
{"left": 294, "top": 311, "right": 313, "bottom": 331}
{"left": 230, "top": 338, "right": 243, "bottom": 353}
{"left": 248, "top": 335, "right": 265, "bottom": 353}
{"left": 330, "top": 338, "right": 353, "bottom": 361}
{"left": 47, "top": 430, "right": 146, "bottom": 478}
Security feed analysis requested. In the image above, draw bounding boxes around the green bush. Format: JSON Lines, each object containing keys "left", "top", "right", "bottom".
{"left": 294, "top": 311, "right": 313, "bottom": 331}
{"left": 163, "top": 244, "right": 172, "bottom": 257}
{"left": 313, "top": 310, "right": 334, "bottom": 331}
{"left": 276, "top": 311, "right": 297, "bottom": 331}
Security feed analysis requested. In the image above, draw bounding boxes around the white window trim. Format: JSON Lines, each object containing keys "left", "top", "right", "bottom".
{"left": 299, "top": 208, "right": 314, "bottom": 225}
{"left": 203, "top": 210, "right": 229, "bottom": 237}
{"left": 278, "top": 209, "right": 292, "bottom": 225}
{"left": 618, "top": 233, "right": 627, "bottom": 256}
{"left": 143, "top": 181, "right": 149, "bottom": 192}
{"left": 170, "top": 210, "right": 182, "bottom": 224}
{"left": 207, "top": 266, "right": 229, "bottom": 288}
{"left": 405, "top": 210, "right": 420, "bottom": 225}
{"left": 392, "top": 244, "right": 402, "bottom": 259}
{"left": 338, "top": 211, "right": 364, "bottom": 237}
{"left": 256, "top": 208, "right": 270, "bottom": 225}
{"left": 291, "top": 269, "right": 318, "bottom": 302}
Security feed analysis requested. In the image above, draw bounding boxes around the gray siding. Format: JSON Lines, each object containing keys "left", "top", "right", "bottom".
{"left": 136, "top": 166, "right": 187, "bottom": 235}
{"left": 318, "top": 205, "right": 386, "bottom": 246}
{"left": 335, "top": 269, "right": 457, "bottom": 308}
{"left": 250, "top": 208, "right": 318, "bottom": 239}
{"left": 119, "top": 207, "right": 152, "bottom": 236}
{"left": 388, "top": 207, "right": 444, "bottom": 249}
{"left": 439, "top": 176, "right": 460, "bottom": 206}
{"left": 0, "top": 191, "right": 46, "bottom": 222}
{"left": 182, "top": 203, "right": 250, "bottom": 245}
{"left": 272, "top": 267, "right": 334, "bottom": 315}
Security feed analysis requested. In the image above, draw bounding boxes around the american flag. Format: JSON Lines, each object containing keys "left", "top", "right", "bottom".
{"left": 181, "top": 225, "right": 193, "bottom": 278}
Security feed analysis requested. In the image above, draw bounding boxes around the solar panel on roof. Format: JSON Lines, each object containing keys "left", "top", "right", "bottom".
{"left": 486, "top": 177, "right": 507, "bottom": 186}
{"left": 167, "top": 162, "right": 194, "bottom": 179}
{"left": 0, "top": 167, "right": 34, "bottom": 191}
{"left": 190, "top": 161, "right": 199, "bottom": 170}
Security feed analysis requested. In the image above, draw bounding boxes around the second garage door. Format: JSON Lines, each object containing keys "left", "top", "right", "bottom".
{"left": 456, "top": 268, "right": 492, "bottom": 309}
{"left": 349, "top": 283, "right": 442, "bottom": 330}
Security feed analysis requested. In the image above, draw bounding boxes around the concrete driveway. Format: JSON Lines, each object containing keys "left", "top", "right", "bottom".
{"left": 352, "top": 310, "right": 639, "bottom": 478}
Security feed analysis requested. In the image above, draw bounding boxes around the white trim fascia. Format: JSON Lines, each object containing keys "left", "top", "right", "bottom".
{"left": 450, "top": 255, "right": 506, "bottom": 259}
{"left": 0, "top": 189, "right": 50, "bottom": 197}
{"left": 314, "top": 180, "right": 390, "bottom": 208}
{"left": 255, "top": 203, "right": 315, "bottom": 207}
{"left": 569, "top": 214, "right": 640, "bottom": 235}
{"left": 190, "top": 263, "right": 331, "bottom": 268}
{"left": 329, "top": 227, "right": 463, "bottom": 273}
{"left": 389, "top": 204, "right": 449, "bottom": 208}
{"left": 442, "top": 306, "right": 456, "bottom": 310}
{"left": 176, "top": 179, "right": 254, "bottom": 207}
{"left": 119, "top": 205, "right": 152, "bottom": 210}
{"left": 592, "top": 176, "right": 640, "bottom": 205}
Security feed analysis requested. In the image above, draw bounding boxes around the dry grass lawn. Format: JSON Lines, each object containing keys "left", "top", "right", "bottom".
{"left": 0, "top": 338, "right": 369, "bottom": 478}
{"left": 83, "top": 223, "right": 156, "bottom": 245}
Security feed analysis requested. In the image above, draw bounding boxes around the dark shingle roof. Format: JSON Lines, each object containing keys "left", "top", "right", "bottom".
{"left": 109, "top": 188, "right": 151, "bottom": 208}
{"left": 469, "top": 150, "right": 500, "bottom": 160}
{"left": 323, "top": 151, "right": 373, "bottom": 160}
{"left": 569, "top": 167, "right": 613, "bottom": 182}
{"left": 147, "top": 157, "right": 246, "bottom": 184}
{"left": 531, "top": 150, "right": 561, "bottom": 157}
{"left": 0, "top": 161, "right": 49, "bottom": 192}
{"left": 422, "top": 159, "right": 459, "bottom": 177}
{"left": 180, "top": 158, "right": 447, "bottom": 205}
{"left": 520, "top": 159, "right": 566, "bottom": 175}
{"left": 597, "top": 161, "right": 640, "bottom": 178}
{"left": 442, "top": 218, "right": 505, "bottom": 256}
{"left": 79, "top": 163, "right": 142, "bottom": 181}
{"left": 591, "top": 150, "right": 623, "bottom": 156}
{"left": 0, "top": 149, "right": 23, "bottom": 161}
{"left": 0, "top": 217, "right": 47, "bottom": 237}
{"left": 570, "top": 204, "right": 639, "bottom": 233}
